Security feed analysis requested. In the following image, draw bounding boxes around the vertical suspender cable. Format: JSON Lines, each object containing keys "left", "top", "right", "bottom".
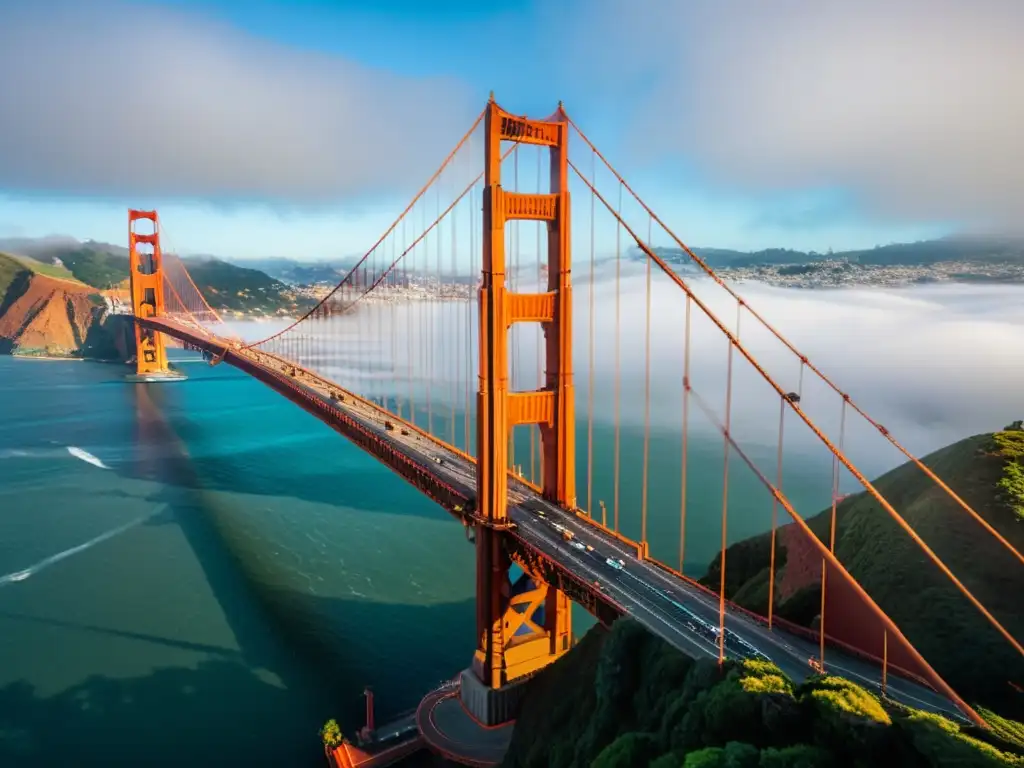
{"left": 680, "top": 295, "right": 692, "bottom": 573}
{"left": 587, "top": 148, "right": 596, "bottom": 517}
{"left": 768, "top": 396, "right": 785, "bottom": 628}
{"left": 612, "top": 182, "right": 623, "bottom": 532}
{"left": 465, "top": 184, "right": 475, "bottom": 453}
{"left": 452, "top": 188, "right": 460, "bottom": 444}
{"left": 718, "top": 304, "right": 739, "bottom": 663}
{"left": 820, "top": 398, "right": 848, "bottom": 671}
{"left": 641, "top": 216, "right": 653, "bottom": 547}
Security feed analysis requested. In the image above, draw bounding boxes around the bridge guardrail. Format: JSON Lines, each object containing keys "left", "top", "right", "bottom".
{"left": 642, "top": 556, "right": 937, "bottom": 692}
{"left": 223, "top": 342, "right": 471, "bottom": 516}
{"left": 146, "top": 319, "right": 938, "bottom": 699}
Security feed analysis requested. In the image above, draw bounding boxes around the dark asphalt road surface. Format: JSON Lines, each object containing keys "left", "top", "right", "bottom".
{"left": 152, "top": 320, "right": 968, "bottom": 723}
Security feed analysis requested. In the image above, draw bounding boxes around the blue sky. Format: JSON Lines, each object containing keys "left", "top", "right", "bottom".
{"left": 0, "top": 0, "right": 1018, "bottom": 261}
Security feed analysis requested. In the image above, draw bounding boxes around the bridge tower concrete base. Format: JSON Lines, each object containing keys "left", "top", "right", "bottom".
{"left": 470, "top": 96, "right": 576, "bottom": 724}
{"left": 458, "top": 668, "right": 531, "bottom": 727}
{"left": 127, "top": 209, "right": 184, "bottom": 382}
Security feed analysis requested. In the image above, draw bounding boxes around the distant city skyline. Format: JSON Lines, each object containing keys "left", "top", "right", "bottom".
{"left": 1, "top": 0, "right": 1019, "bottom": 260}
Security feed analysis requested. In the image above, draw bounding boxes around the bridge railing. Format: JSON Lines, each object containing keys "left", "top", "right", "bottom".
{"left": 641, "top": 556, "right": 938, "bottom": 692}
{"left": 223, "top": 342, "right": 472, "bottom": 513}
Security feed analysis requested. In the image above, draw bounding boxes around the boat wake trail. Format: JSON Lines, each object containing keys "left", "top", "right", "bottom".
{"left": 0, "top": 507, "right": 165, "bottom": 587}
{"left": 0, "top": 446, "right": 111, "bottom": 470}
{"left": 66, "top": 446, "right": 110, "bottom": 469}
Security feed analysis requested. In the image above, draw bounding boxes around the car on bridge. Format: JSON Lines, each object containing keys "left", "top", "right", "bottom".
{"left": 605, "top": 557, "right": 625, "bottom": 570}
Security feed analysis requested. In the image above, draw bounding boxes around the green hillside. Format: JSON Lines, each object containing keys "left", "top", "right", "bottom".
{"left": 180, "top": 257, "right": 314, "bottom": 314}
{"left": 1, "top": 243, "right": 312, "bottom": 316}
{"left": 640, "top": 235, "right": 1024, "bottom": 270}
{"left": 1, "top": 252, "right": 83, "bottom": 283}
{"left": 502, "top": 620, "right": 1023, "bottom": 767}
{"left": 702, "top": 428, "right": 1024, "bottom": 716}
{"left": 0, "top": 253, "right": 26, "bottom": 296}
{"left": 56, "top": 246, "right": 130, "bottom": 288}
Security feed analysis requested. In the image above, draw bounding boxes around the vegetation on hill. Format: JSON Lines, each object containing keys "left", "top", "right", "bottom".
{"left": 700, "top": 429, "right": 1024, "bottom": 718}
{"left": 0, "top": 253, "right": 27, "bottom": 301}
{"left": 640, "top": 235, "right": 1024, "bottom": 271}
{"left": 990, "top": 424, "right": 1024, "bottom": 522}
{"left": 2, "top": 252, "right": 83, "bottom": 283}
{"left": 504, "top": 619, "right": 1023, "bottom": 767}
{"left": 227, "top": 256, "right": 358, "bottom": 286}
{"left": 56, "top": 246, "right": 131, "bottom": 288}
{"left": 179, "top": 257, "right": 315, "bottom": 315}
{"left": 1, "top": 241, "right": 313, "bottom": 316}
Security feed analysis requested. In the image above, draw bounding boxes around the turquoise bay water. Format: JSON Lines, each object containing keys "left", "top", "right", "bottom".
{"left": 0, "top": 355, "right": 477, "bottom": 766}
{"left": 5, "top": 278, "right": 1015, "bottom": 767}
{"left": 0, "top": 350, "right": 836, "bottom": 766}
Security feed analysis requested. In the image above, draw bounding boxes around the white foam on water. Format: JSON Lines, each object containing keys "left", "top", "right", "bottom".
{"left": 66, "top": 446, "right": 110, "bottom": 470}
{"left": 0, "top": 507, "right": 165, "bottom": 587}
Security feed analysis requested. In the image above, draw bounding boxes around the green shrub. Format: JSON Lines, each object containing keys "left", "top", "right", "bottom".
{"left": 319, "top": 718, "right": 344, "bottom": 750}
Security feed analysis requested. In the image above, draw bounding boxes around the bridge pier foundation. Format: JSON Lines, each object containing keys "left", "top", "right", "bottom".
{"left": 125, "top": 370, "right": 188, "bottom": 383}
{"left": 457, "top": 668, "right": 531, "bottom": 727}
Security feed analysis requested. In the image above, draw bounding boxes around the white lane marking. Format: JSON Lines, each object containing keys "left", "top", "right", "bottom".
{"left": 277, "top": 370, "right": 957, "bottom": 717}
{"left": 519, "top": 523, "right": 722, "bottom": 660}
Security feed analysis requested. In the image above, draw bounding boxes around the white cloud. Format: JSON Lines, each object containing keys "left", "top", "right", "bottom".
{"left": 573, "top": 0, "right": 1024, "bottom": 232}
{"left": 240, "top": 269, "right": 1024, "bottom": 487}
{"left": 0, "top": 1, "right": 477, "bottom": 202}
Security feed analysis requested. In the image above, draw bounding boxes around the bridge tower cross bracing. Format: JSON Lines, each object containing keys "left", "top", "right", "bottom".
{"left": 127, "top": 209, "right": 171, "bottom": 377}
{"left": 467, "top": 98, "right": 574, "bottom": 722}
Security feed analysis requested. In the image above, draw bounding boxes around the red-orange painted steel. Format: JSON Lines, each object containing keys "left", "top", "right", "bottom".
{"left": 127, "top": 210, "right": 169, "bottom": 375}
{"left": 473, "top": 99, "right": 574, "bottom": 692}
{"left": 136, "top": 319, "right": 627, "bottom": 634}
{"left": 134, "top": 98, "right": 1024, "bottom": 736}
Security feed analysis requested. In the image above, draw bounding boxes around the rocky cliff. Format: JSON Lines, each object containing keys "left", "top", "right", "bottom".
{"left": 0, "top": 254, "right": 129, "bottom": 359}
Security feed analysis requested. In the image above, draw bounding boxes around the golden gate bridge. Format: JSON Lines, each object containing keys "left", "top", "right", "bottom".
{"left": 124, "top": 96, "right": 1021, "bottom": 766}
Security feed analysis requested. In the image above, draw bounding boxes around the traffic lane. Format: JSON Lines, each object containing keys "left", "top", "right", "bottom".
{"left": 531, "top": 500, "right": 791, "bottom": 655}
{"left": 531, "top": 527, "right": 807, "bottom": 677}
{"left": 516, "top": 502, "right": 966, "bottom": 719}
{"left": 510, "top": 511, "right": 725, "bottom": 663}
{"left": 511, "top": 501, "right": 783, "bottom": 653}
{"left": 529, "top": 505, "right": 913, "bottom": 671}
{"left": 291, "top": 377, "right": 481, "bottom": 498}
{"left": 222, "top": 350, "right": 964, "bottom": 720}
{"left": 521, "top": 502, "right": 747, "bottom": 636}
{"left": 516, "top": 509, "right": 962, "bottom": 717}
{"left": 510, "top": 509, "right": 789, "bottom": 669}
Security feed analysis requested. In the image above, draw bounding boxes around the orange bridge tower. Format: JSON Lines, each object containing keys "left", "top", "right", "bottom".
{"left": 459, "top": 97, "right": 575, "bottom": 725}
{"left": 127, "top": 209, "right": 182, "bottom": 382}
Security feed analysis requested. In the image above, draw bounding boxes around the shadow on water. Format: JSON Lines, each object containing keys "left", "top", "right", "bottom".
{"left": 112, "top": 379, "right": 454, "bottom": 525}
{"left": 127, "top": 383, "right": 476, "bottom": 685}
{"left": 123, "top": 443, "right": 445, "bottom": 522}
{"left": 0, "top": 610, "right": 245, "bottom": 659}
{"left": 0, "top": 383, "right": 476, "bottom": 765}
{"left": 0, "top": 593, "right": 476, "bottom": 767}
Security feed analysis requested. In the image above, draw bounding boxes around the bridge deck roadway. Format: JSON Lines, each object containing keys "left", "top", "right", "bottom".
{"left": 144, "top": 318, "right": 968, "bottom": 724}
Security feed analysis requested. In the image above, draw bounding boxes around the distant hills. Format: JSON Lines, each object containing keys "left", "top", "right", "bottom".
{"left": 650, "top": 234, "right": 1024, "bottom": 271}
{"left": 225, "top": 256, "right": 360, "bottom": 286}
{"left": 4, "top": 233, "right": 1024, "bottom": 294}
{"left": 0, "top": 237, "right": 315, "bottom": 316}
{"left": 234, "top": 234, "right": 1024, "bottom": 282}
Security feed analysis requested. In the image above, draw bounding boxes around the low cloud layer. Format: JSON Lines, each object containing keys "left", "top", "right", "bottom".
{"left": 578, "top": 0, "right": 1024, "bottom": 233}
{"left": 234, "top": 272, "right": 1024, "bottom": 488}
{"left": 0, "top": 1, "right": 476, "bottom": 202}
